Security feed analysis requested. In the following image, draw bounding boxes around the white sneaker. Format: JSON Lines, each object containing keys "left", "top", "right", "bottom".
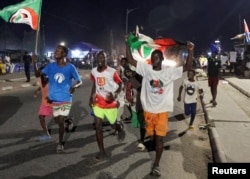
{"left": 136, "top": 142, "right": 145, "bottom": 151}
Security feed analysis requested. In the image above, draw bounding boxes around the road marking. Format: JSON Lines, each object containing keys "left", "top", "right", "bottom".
{"left": 2, "top": 86, "right": 13, "bottom": 91}
{"left": 21, "top": 84, "right": 31, "bottom": 88}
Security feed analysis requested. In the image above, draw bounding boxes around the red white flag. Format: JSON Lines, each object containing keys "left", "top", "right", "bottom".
{"left": 244, "top": 19, "right": 250, "bottom": 44}
{"left": 0, "top": 0, "right": 42, "bottom": 30}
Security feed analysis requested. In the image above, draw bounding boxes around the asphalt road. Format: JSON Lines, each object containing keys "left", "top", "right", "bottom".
{"left": 0, "top": 70, "right": 212, "bottom": 179}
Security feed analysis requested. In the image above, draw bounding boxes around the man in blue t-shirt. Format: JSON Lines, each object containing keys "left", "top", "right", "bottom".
{"left": 34, "top": 45, "right": 82, "bottom": 153}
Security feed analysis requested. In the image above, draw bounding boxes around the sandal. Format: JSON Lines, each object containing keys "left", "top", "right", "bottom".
{"left": 150, "top": 166, "right": 161, "bottom": 177}
{"left": 94, "top": 153, "right": 109, "bottom": 162}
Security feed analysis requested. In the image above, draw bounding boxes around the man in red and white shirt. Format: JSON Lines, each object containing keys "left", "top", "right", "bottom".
{"left": 89, "top": 51, "right": 125, "bottom": 162}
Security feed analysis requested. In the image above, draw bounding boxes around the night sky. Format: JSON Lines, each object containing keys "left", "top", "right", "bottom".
{"left": 1, "top": 0, "right": 250, "bottom": 55}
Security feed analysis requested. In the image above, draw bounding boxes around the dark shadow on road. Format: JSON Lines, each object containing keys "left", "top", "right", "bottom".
{"left": 21, "top": 143, "right": 130, "bottom": 179}
{"left": 173, "top": 113, "right": 186, "bottom": 121}
{"left": 0, "top": 130, "right": 97, "bottom": 171}
{"left": 0, "top": 96, "right": 22, "bottom": 125}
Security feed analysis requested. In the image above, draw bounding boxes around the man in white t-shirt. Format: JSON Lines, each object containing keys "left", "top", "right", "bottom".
{"left": 5, "top": 53, "right": 14, "bottom": 73}
{"left": 126, "top": 39, "right": 194, "bottom": 177}
{"left": 229, "top": 51, "right": 237, "bottom": 74}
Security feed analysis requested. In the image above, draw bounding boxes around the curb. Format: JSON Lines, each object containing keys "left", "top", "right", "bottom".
{"left": 200, "top": 95, "right": 227, "bottom": 163}
{"left": 208, "top": 127, "right": 227, "bottom": 162}
{"left": 226, "top": 80, "right": 250, "bottom": 98}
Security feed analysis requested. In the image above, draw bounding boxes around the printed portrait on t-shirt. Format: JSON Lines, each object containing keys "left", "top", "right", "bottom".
{"left": 149, "top": 79, "right": 164, "bottom": 94}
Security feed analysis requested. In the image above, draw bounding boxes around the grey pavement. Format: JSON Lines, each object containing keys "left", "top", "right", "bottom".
{"left": 0, "top": 71, "right": 37, "bottom": 92}
{"left": 1, "top": 69, "right": 250, "bottom": 164}
{"left": 196, "top": 70, "right": 250, "bottom": 163}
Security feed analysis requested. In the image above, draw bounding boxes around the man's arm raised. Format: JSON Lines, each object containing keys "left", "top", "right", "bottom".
{"left": 183, "top": 41, "right": 195, "bottom": 72}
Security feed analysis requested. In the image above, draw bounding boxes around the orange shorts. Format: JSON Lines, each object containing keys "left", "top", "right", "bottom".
{"left": 144, "top": 111, "right": 168, "bottom": 137}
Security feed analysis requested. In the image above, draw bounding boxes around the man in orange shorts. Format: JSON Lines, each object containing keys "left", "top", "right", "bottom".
{"left": 126, "top": 35, "right": 194, "bottom": 177}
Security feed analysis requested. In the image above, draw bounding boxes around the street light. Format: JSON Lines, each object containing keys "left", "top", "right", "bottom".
{"left": 125, "top": 8, "right": 140, "bottom": 34}
{"left": 60, "top": 42, "right": 65, "bottom": 46}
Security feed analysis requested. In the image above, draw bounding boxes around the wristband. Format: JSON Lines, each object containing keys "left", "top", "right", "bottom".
{"left": 73, "top": 81, "right": 82, "bottom": 88}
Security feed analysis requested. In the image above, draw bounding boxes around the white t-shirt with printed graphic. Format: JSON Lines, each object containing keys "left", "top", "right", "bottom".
{"left": 136, "top": 61, "right": 183, "bottom": 113}
{"left": 182, "top": 79, "right": 200, "bottom": 104}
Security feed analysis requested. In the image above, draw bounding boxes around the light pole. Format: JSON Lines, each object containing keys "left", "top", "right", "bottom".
{"left": 155, "top": 29, "right": 159, "bottom": 38}
{"left": 125, "top": 8, "right": 139, "bottom": 34}
{"left": 60, "top": 42, "right": 65, "bottom": 46}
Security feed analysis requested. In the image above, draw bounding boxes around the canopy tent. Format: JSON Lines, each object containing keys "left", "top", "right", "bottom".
{"left": 69, "top": 41, "right": 102, "bottom": 58}
{"left": 70, "top": 41, "right": 101, "bottom": 52}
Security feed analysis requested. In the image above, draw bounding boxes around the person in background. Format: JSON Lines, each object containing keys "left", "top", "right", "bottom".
{"left": 115, "top": 57, "right": 127, "bottom": 124}
{"left": 23, "top": 51, "right": 32, "bottom": 82}
{"left": 89, "top": 51, "right": 125, "bottom": 162}
{"left": 33, "top": 66, "right": 52, "bottom": 141}
{"left": 207, "top": 44, "right": 221, "bottom": 106}
{"left": 126, "top": 36, "right": 194, "bottom": 177}
{"left": 120, "top": 57, "right": 133, "bottom": 120}
{"left": 114, "top": 57, "right": 135, "bottom": 126}
{"left": 33, "top": 45, "right": 82, "bottom": 153}
{"left": 177, "top": 69, "right": 203, "bottom": 130}
{"left": 5, "top": 53, "right": 14, "bottom": 74}
{"left": 0, "top": 57, "right": 6, "bottom": 75}
{"left": 220, "top": 52, "right": 229, "bottom": 75}
{"left": 125, "top": 69, "right": 145, "bottom": 151}
{"left": 229, "top": 50, "right": 237, "bottom": 75}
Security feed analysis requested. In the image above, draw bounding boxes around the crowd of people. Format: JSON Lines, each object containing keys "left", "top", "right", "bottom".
{"left": 0, "top": 51, "right": 32, "bottom": 79}
{"left": 8, "top": 34, "right": 228, "bottom": 177}
{"left": 0, "top": 54, "right": 15, "bottom": 75}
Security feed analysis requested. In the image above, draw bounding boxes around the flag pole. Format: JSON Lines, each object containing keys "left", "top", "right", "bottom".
{"left": 35, "top": 26, "right": 40, "bottom": 54}
{"left": 35, "top": 0, "right": 43, "bottom": 55}
{"left": 135, "top": 25, "right": 139, "bottom": 37}
{"left": 33, "top": 0, "right": 43, "bottom": 67}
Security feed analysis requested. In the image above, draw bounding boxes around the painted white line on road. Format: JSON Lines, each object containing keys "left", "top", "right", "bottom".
{"left": 2, "top": 86, "right": 13, "bottom": 91}
{"left": 8, "top": 78, "right": 26, "bottom": 82}
{"left": 21, "top": 84, "right": 31, "bottom": 88}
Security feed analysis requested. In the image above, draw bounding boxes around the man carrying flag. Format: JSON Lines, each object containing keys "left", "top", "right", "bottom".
{"left": 126, "top": 32, "right": 194, "bottom": 177}
{"left": 0, "top": 0, "right": 42, "bottom": 30}
{"left": 126, "top": 29, "right": 187, "bottom": 67}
